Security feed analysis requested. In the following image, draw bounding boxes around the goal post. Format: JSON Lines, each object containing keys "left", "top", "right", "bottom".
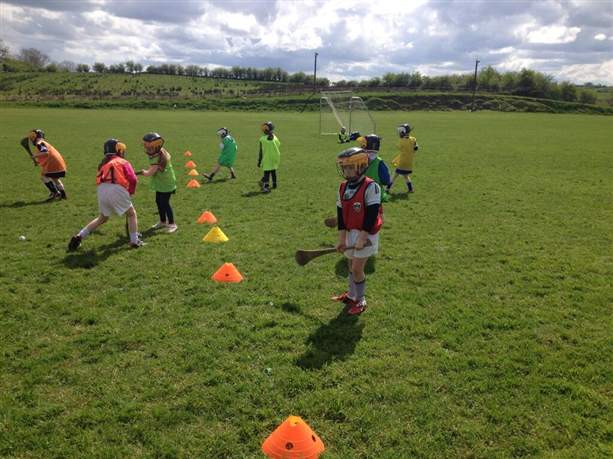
{"left": 319, "top": 91, "right": 376, "bottom": 136}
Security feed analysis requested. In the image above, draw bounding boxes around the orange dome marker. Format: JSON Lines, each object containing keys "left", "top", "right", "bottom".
{"left": 211, "top": 263, "right": 243, "bottom": 283}
{"left": 185, "top": 160, "right": 197, "bottom": 168}
{"left": 184, "top": 150, "right": 192, "bottom": 157}
{"left": 262, "top": 416, "right": 325, "bottom": 459}
{"left": 187, "top": 179, "right": 200, "bottom": 188}
{"left": 197, "top": 211, "right": 217, "bottom": 224}
{"left": 188, "top": 169, "right": 199, "bottom": 176}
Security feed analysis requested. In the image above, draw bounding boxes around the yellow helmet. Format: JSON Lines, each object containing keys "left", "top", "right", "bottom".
{"left": 336, "top": 147, "right": 369, "bottom": 181}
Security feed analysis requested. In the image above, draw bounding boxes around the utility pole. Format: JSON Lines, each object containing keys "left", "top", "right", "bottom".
{"left": 313, "top": 52, "right": 319, "bottom": 92}
{"left": 471, "top": 59, "right": 480, "bottom": 112}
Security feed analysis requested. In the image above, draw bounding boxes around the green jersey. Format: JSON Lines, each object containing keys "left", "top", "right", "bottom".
{"left": 149, "top": 150, "right": 177, "bottom": 193}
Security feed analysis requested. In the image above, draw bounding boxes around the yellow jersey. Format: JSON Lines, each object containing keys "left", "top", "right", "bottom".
{"left": 395, "top": 136, "right": 417, "bottom": 170}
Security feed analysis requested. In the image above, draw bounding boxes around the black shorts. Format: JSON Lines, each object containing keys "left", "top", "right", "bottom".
{"left": 395, "top": 168, "right": 412, "bottom": 175}
{"left": 45, "top": 171, "right": 66, "bottom": 178}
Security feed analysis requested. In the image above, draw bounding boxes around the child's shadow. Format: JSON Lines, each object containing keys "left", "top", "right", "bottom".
{"left": 204, "top": 178, "right": 229, "bottom": 185}
{"left": 388, "top": 192, "right": 410, "bottom": 202}
{"left": 241, "top": 191, "right": 269, "bottom": 198}
{"left": 62, "top": 237, "right": 129, "bottom": 269}
{"left": 295, "top": 309, "right": 364, "bottom": 370}
{"left": 0, "top": 200, "right": 50, "bottom": 209}
{"left": 334, "top": 257, "right": 376, "bottom": 277}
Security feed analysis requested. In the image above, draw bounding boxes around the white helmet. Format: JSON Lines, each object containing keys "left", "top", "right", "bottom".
{"left": 216, "top": 127, "right": 229, "bottom": 138}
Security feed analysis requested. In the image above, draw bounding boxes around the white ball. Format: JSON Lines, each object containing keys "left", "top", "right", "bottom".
{"left": 18, "top": 235, "right": 26, "bottom": 241}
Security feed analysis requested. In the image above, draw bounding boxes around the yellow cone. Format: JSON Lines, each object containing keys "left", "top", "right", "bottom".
{"left": 188, "top": 169, "right": 199, "bottom": 176}
{"left": 203, "top": 226, "right": 229, "bottom": 243}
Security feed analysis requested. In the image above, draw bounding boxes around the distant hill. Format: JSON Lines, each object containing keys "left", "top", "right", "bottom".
{"left": 0, "top": 72, "right": 611, "bottom": 115}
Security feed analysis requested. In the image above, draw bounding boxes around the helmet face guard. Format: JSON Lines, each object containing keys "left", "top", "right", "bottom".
{"left": 336, "top": 147, "right": 370, "bottom": 182}
{"left": 397, "top": 124, "right": 411, "bottom": 137}
{"left": 28, "top": 129, "right": 44, "bottom": 143}
{"left": 143, "top": 132, "right": 164, "bottom": 155}
{"left": 261, "top": 121, "right": 274, "bottom": 134}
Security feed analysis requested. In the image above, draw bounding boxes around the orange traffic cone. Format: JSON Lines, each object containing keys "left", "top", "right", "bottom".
{"left": 185, "top": 160, "right": 197, "bottom": 168}
{"left": 262, "top": 416, "right": 325, "bottom": 459}
{"left": 197, "top": 211, "right": 218, "bottom": 224}
{"left": 187, "top": 179, "right": 200, "bottom": 188}
{"left": 211, "top": 263, "right": 243, "bottom": 283}
{"left": 188, "top": 169, "right": 199, "bottom": 176}
{"left": 184, "top": 150, "right": 192, "bottom": 157}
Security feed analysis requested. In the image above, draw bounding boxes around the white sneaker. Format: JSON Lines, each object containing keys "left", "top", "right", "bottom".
{"left": 165, "top": 224, "right": 178, "bottom": 233}
{"left": 151, "top": 221, "right": 166, "bottom": 230}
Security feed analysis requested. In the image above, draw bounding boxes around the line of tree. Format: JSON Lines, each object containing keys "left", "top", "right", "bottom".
{"left": 0, "top": 40, "right": 602, "bottom": 104}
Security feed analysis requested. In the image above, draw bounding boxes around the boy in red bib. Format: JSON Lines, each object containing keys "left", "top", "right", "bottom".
{"left": 333, "top": 147, "right": 383, "bottom": 315}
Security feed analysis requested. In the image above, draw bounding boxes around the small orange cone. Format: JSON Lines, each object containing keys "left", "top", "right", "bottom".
{"left": 211, "top": 263, "right": 243, "bottom": 283}
{"left": 197, "top": 211, "right": 217, "bottom": 224}
{"left": 188, "top": 169, "right": 199, "bottom": 176}
{"left": 184, "top": 150, "right": 192, "bottom": 157}
{"left": 187, "top": 179, "right": 201, "bottom": 188}
{"left": 262, "top": 416, "right": 325, "bottom": 459}
{"left": 185, "top": 160, "right": 197, "bottom": 168}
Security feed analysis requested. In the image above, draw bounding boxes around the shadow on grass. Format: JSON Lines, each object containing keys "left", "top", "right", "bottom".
{"left": 241, "top": 190, "right": 269, "bottom": 198}
{"left": 62, "top": 228, "right": 162, "bottom": 269}
{"left": 296, "top": 309, "right": 364, "bottom": 370}
{"left": 334, "top": 257, "right": 376, "bottom": 277}
{"left": 388, "top": 192, "right": 410, "bottom": 202}
{"left": 202, "top": 178, "right": 230, "bottom": 185}
{"left": 0, "top": 199, "right": 51, "bottom": 208}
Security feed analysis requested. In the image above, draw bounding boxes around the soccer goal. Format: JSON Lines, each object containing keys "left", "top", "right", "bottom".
{"left": 319, "top": 91, "right": 376, "bottom": 136}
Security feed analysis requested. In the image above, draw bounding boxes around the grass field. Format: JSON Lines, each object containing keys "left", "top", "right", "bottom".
{"left": 0, "top": 108, "right": 611, "bottom": 458}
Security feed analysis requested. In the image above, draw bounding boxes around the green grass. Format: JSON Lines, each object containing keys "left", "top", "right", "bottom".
{"left": 0, "top": 108, "right": 611, "bottom": 458}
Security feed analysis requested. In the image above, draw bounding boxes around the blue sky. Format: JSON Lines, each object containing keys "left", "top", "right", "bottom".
{"left": 1, "top": 0, "right": 612, "bottom": 83}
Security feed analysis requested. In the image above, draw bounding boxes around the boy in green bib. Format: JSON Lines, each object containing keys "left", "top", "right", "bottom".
{"left": 257, "top": 121, "right": 281, "bottom": 193}
{"left": 202, "top": 127, "right": 237, "bottom": 182}
{"left": 137, "top": 132, "right": 178, "bottom": 233}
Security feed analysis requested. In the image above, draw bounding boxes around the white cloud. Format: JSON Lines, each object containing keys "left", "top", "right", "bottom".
{"left": 526, "top": 25, "right": 581, "bottom": 44}
{"left": 555, "top": 59, "right": 613, "bottom": 85}
{"left": 594, "top": 33, "right": 607, "bottom": 40}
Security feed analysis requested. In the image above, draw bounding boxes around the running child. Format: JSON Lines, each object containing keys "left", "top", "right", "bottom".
{"left": 257, "top": 121, "right": 281, "bottom": 193}
{"left": 21, "top": 129, "right": 67, "bottom": 201}
{"left": 333, "top": 146, "right": 383, "bottom": 316}
{"left": 137, "top": 132, "right": 178, "bottom": 233}
{"left": 202, "top": 127, "right": 237, "bottom": 182}
{"left": 68, "top": 139, "right": 143, "bottom": 251}
{"left": 388, "top": 123, "right": 419, "bottom": 193}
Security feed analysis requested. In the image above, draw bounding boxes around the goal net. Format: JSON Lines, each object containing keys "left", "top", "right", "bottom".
{"left": 319, "top": 91, "right": 376, "bottom": 136}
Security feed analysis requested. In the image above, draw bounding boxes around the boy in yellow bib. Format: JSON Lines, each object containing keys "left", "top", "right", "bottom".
{"left": 388, "top": 123, "right": 419, "bottom": 193}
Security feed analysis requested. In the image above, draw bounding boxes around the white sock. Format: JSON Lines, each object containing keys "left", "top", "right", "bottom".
{"left": 129, "top": 232, "right": 139, "bottom": 244}
{"left": 78, "top": 228, "right": 90, "bottom": 238}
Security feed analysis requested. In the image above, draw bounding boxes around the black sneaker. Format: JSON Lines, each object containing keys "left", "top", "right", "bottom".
{"left": 68, "top": 235, "right": 82, "bottom": 252}
{"left": 46, "top": 193, "right": 61, "bottom": 202}
{"left": 60, "top": 190, "right": 67, "bottom": 199}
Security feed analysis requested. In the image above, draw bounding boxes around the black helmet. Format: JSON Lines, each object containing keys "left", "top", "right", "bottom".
{"left": 104, "top": 138, "right": 126, "bottom": 156}
{"left": 357, "top": 134, "right": 380, "bottom": 151}
{"left": 143, "top": 132, "right": 164, "bottom": 154}
{"left": 349, "top": 131, "right": 361, "bottom": 141}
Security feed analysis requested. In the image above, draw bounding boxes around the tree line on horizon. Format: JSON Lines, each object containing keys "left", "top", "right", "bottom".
{"left": 0, "top": 40, "right": 604, "bottom": 105}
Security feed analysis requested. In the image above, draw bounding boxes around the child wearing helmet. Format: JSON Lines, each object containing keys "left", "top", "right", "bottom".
{"left": 333, "top": 147, "right": 383, "bottom": 315}
{"left": 338, "top": 126, "right": 350, "bottom": 144}
{"left": 21, "top": 129, "right": 68, "bottom": 201}
{"left": 356, "top": 134, "right": 392, "bottom": 202}
{"left": 257, "top": 121, "right": 281, "bottom": 193}
{"left": 68, "top": 139, "right": 142, "bottom": 251}
{"left": 202, "top": 127, "right": 238, "bottom": 182}
{"left": 137, "top": 132, "right": 178, "bottom": 233}
{"left": 388, "top": 123, "right": 419, "bottom": 193}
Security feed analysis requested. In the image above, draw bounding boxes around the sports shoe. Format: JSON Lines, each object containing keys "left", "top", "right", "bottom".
{"left": 68, "top": 235, "right": 82, "bottom": 252}
{"left": 129, "top": 239, "right": 146, "bottom": 249}
{"left": 151, "top": 221, "right": 166, "bottom": 230}
{"left": 202, "top": 173, "right": 212, "bottom": 182}
{"left": 60, "top": 190, "right": 67, "bottom": 199}
{"left": 346, "top": 299, "right": 367, "bottom": 316}
{"left": 165, "top": 224, "right": 178, "bottom": 233}
{"left": 331, "top": 292, "right": 354, "bottom": 304}
{"left": 46, "top": 193, "right": 61, "bottom": 202}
